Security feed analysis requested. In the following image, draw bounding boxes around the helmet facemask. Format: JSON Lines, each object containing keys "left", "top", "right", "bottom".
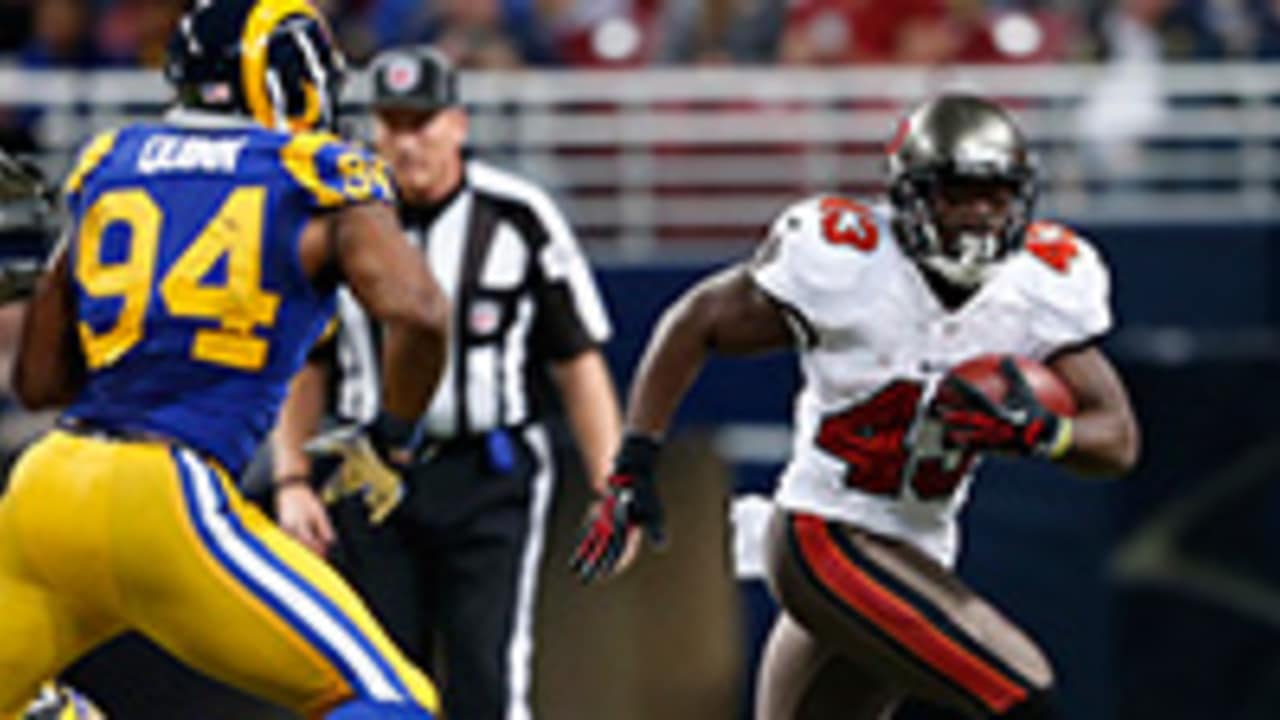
{"left": 892, "top": 168, "right": 1035, "bottom": 289}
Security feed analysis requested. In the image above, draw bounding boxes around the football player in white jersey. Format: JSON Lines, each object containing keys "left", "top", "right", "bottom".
{"left": 571, "top": 94, "right": 1139, "bottom": 719}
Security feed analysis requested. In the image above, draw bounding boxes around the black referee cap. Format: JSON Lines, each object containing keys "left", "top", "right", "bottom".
{"left": 369, "top": 46, "right": 458, "bottom": 111}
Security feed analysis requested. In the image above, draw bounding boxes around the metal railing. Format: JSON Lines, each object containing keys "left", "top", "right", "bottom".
{"left": 2, "top": 63, "right": 1278, "bottom": 255}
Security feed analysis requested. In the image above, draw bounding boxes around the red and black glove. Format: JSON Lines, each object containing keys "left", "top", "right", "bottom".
{"left": 937, "top": 357, "right": 1072, "bottom": 459}
{"left": 570, "top": 434, "right": 665, "bottom": 583}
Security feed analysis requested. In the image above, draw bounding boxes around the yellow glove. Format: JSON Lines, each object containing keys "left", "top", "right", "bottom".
{"left": 305, "top": 425, "right": 406, "bottom": 525}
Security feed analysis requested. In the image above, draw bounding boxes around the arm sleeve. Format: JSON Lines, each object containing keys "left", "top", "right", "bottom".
{"left": 306, "top": 314, "right": 339, "bottom": 364}
{"left": 62, "top": 129, "right": 120, "bottom": 213}
{"left": 279, "top": 132, "right": 395, "bottom": 210}
{"left": 531, "top": 192, "right": 612, "bottom": 360}
{"left": 747, "top": 196, "right": 832, "bottom": 346}
{"left": 1027, "top": 236, "right": 1115, "bottom": 359}
{"left": 749, "top": 211, "right": 810, "bottom": 312}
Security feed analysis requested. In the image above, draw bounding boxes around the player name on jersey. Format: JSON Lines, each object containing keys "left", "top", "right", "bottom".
{"left": 138, "top": 134, "right": 248, "bottom": 175}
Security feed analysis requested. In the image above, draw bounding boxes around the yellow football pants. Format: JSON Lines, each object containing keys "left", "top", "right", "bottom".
{"left": 0, "top": 430, "right": 439, "bottom": 718}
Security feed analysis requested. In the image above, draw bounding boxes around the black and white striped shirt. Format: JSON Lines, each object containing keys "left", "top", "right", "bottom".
{"left": 328, "top": 159, "right": 611, "bottom": 437}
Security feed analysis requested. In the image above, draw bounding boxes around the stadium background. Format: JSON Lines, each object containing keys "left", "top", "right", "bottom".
{"left": 2, "top": 0, "right": 1280, "bottom": 718}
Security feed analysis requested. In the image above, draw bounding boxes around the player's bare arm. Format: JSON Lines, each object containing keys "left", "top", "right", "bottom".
{"left": 298, "top": 202, "right": 449, "bottom": 422}
{"left": 1048, "top": 345, "right": 1140, "bottom": 477}
{"left": 12, "top": 242, "right": 84, "bottom": 409}
{"left": 571, "top": 262, "right": 792, "bottom": 582}
{"left": 626, "top": 263, "right": 793, "bottom": 437}
{"left": 271, "top": 357, "right": 336, "bottom": 556}
{"left": 272, "top": 358, "right": 330, "bottom": 481}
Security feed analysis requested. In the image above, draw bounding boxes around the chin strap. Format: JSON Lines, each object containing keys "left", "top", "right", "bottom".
{"left": 913, "top": 220, "right": 996, "bottom": 289}
{"left": 918, "top": 252, "right": 992, "bottom": 289}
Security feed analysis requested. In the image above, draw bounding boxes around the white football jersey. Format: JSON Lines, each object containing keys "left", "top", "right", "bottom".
{"left": 750, "top": 195, "right": 1113, "bottom": 567}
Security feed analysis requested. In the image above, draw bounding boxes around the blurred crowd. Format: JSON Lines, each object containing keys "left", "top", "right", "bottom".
{"left": 0, "top": 0, "right": 1275, "bottom": 193}
{"left": 2, "top": 0, "right": 1280, "bottom": 74}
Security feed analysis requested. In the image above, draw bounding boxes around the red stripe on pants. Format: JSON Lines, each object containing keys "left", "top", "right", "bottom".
{"left": 792, "top": 514, "right": 1027, "bottom": 713}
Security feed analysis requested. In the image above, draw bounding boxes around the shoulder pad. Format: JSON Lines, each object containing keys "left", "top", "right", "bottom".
{"left": 1014, "top": 221, "right": 1113, "bottom": 349}
{"left": 280, "top": 132, "right": 395, "bottom": 209}
{"left": 1020, "top": 221, "right": 1108, "bottom": 291}
{"left": 752, "top": 194, "right": 887, "bottom": 296}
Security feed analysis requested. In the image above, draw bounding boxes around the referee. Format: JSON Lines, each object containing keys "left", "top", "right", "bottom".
{"left": 269, "top": 46, "right": 621, "bottom": 720}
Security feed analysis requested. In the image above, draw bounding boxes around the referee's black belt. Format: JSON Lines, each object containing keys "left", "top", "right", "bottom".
{"left": 415, "top": 425, "right": 527, "bottom": 474}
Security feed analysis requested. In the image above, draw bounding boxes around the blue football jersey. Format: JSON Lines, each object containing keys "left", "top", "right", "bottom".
{"left": 62, "top": 114, "right": 394, "bottom": 474}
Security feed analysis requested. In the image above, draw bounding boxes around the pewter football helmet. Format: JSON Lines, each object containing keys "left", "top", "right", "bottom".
{"left": 888, "top": 94, "right": 1038, "bottom": 288}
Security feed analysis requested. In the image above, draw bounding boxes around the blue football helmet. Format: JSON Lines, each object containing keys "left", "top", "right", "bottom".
{"left": 165, "top": 0, "right": 346, "bottom": 132}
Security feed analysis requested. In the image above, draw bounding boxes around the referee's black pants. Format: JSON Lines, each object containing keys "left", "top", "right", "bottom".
{"left": 330, "top": 425, "right": 554, "bottom": 720}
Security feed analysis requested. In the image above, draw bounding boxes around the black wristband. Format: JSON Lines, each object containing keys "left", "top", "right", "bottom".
{"left": 369, "top": 410, "right": 417, "bottom": 452}
{"left": 615, "top": 433, "right": 662, "bottom": 476}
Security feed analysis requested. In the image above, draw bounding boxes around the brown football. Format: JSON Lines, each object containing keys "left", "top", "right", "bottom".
{"left": 938, "top": 355, "right": 1077, "bottom": 416}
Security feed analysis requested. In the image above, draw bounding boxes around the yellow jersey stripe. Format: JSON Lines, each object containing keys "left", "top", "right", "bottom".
{"left": 63, "top": 130, "right": 120, "bottom": 197}
{"left": 316, "top": 316, "right": 339, "bottom": 344}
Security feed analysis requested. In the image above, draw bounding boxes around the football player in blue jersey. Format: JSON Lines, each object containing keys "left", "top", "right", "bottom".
{"left": 0, "top": 1, "right": 449, "bottom": 718}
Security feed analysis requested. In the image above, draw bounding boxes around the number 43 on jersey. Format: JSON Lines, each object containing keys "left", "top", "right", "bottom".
{"left": 815, "top": 381, "right": 977, "bottom": 499}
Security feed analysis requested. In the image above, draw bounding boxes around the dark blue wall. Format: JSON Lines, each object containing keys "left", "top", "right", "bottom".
{"left": 1095, "top": 223, "right": 1279, "bottom": 327}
